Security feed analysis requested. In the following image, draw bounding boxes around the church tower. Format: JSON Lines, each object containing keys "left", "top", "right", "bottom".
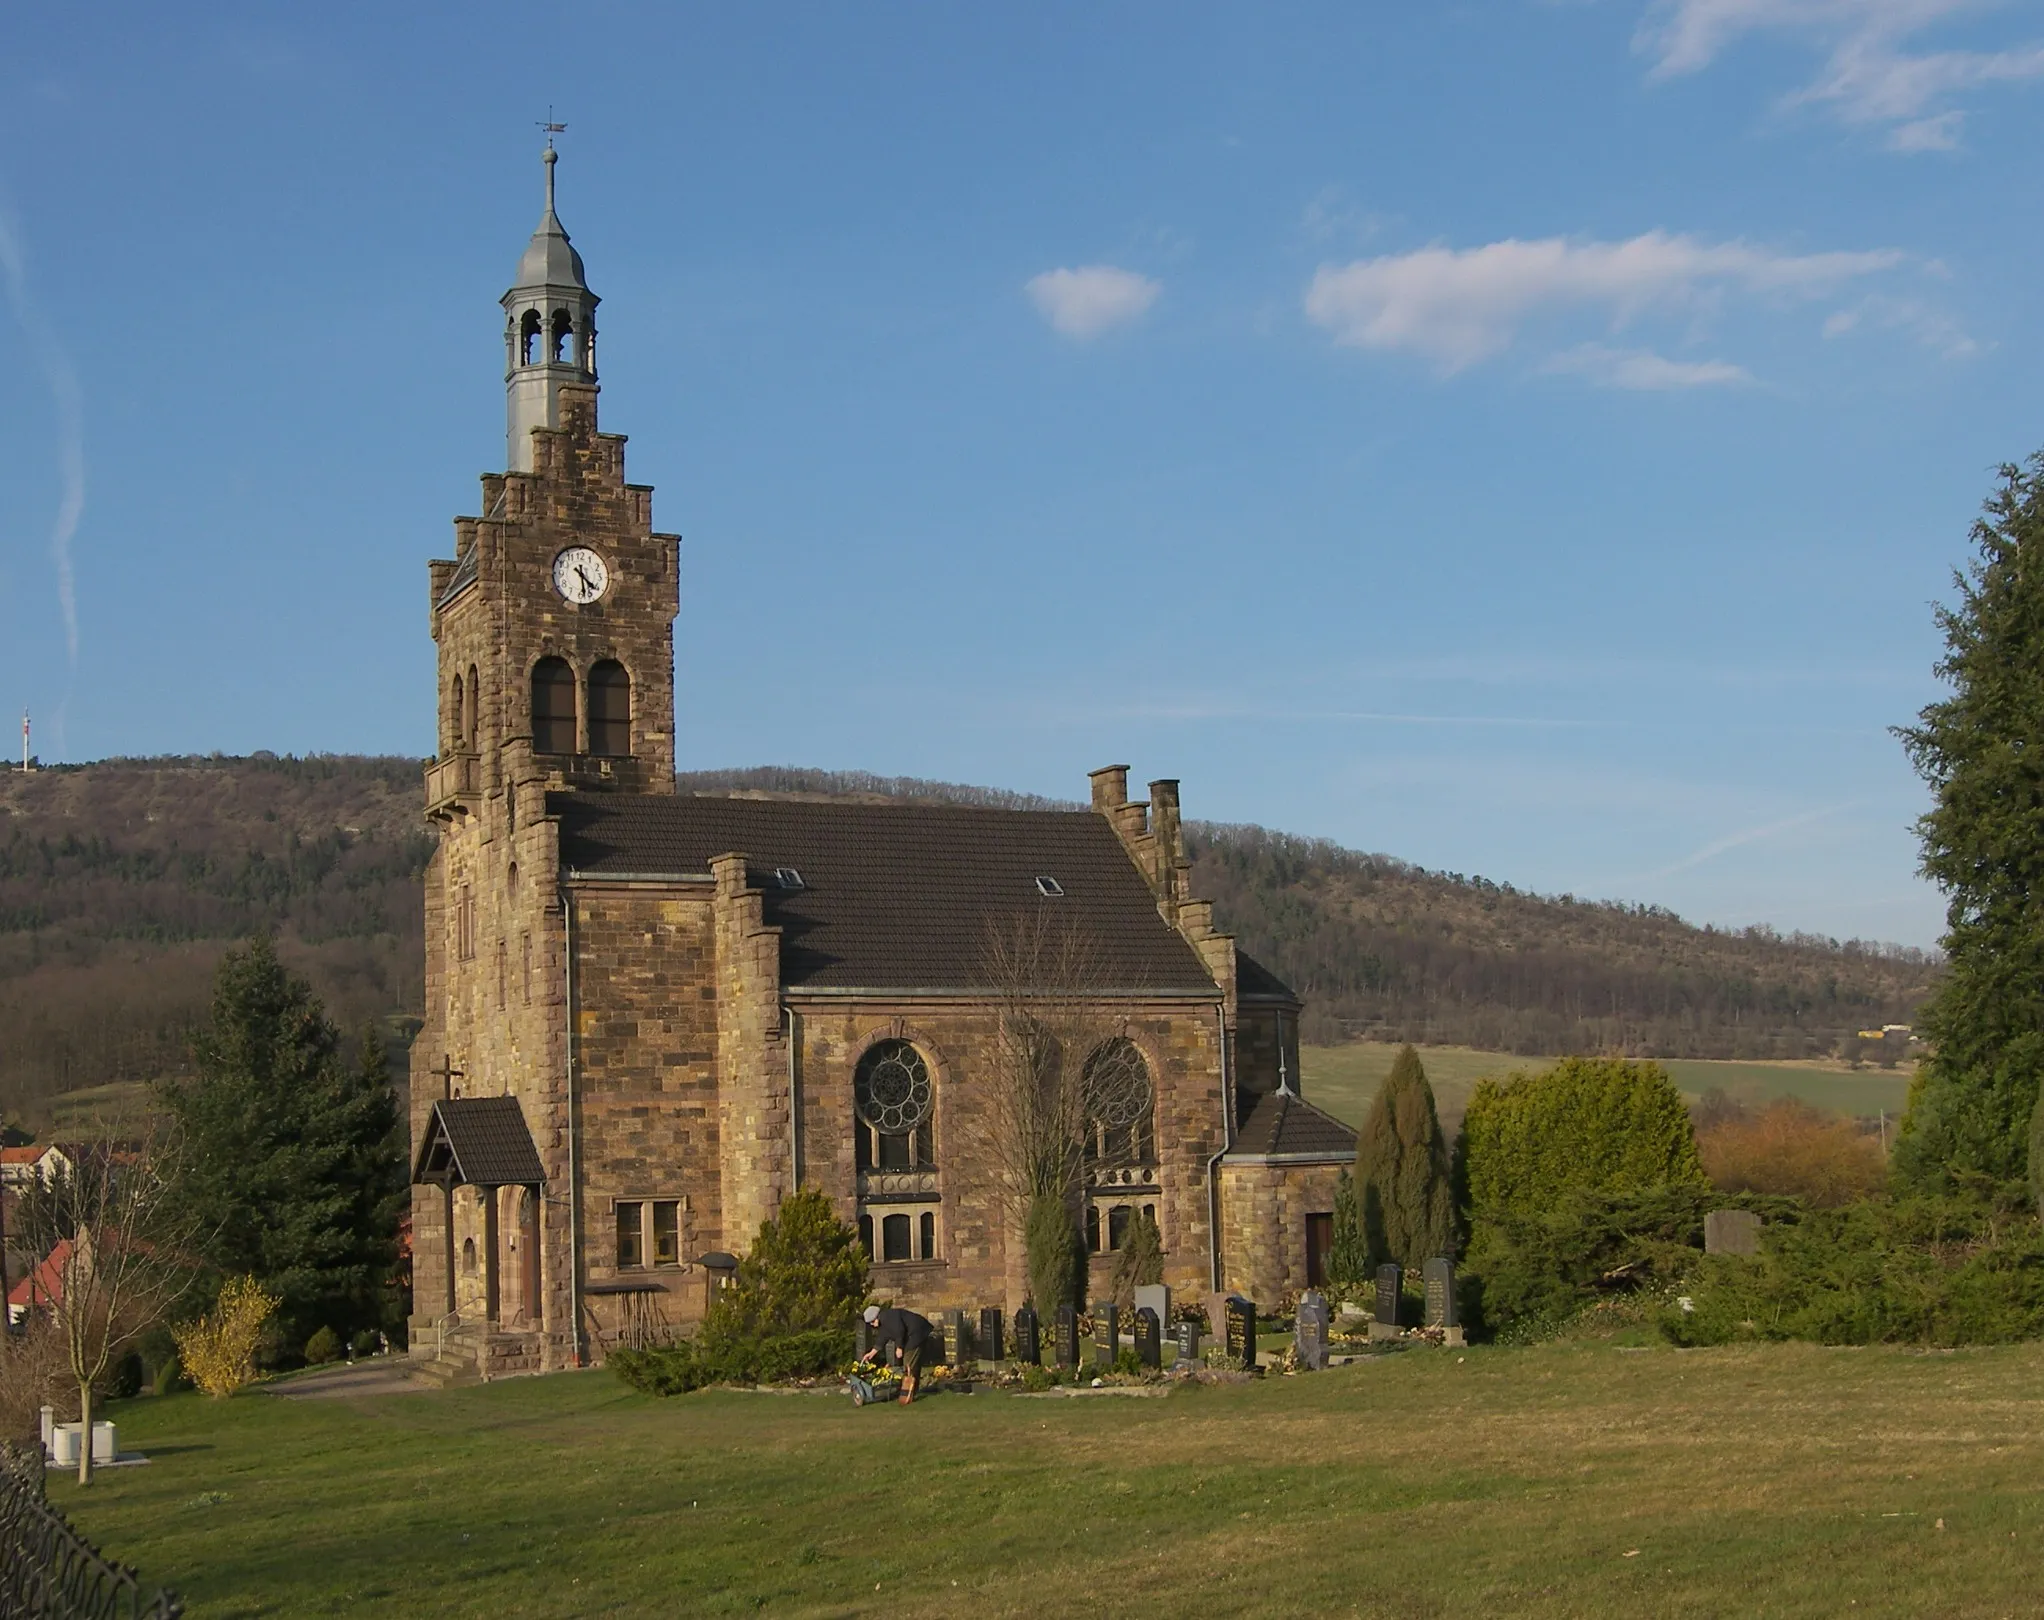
{"left": 410, "top": 144, "right": 680, "bottom": 1366}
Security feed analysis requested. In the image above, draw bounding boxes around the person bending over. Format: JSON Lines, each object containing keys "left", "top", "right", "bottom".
{"left": 861, "top": 1303, "right": 934, "bottom": 1405}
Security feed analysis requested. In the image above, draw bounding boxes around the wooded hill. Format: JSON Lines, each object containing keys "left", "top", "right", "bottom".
{"left": 0, "top": 756, "right": 1937, "bottom": 1123}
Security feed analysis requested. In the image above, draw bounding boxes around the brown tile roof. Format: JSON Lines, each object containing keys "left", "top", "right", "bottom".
{"left": 551, "top": 793, "right": 1226, "bottom": 994}
{"left": 413, "top": 1097, "right": 545, "bottom": 1187}
{"left": 1226, "top": 1089, "right": 1357, "bottom": 1162}
{"left": 1236, "top": 949, "right": 1297, "bottom": 1001}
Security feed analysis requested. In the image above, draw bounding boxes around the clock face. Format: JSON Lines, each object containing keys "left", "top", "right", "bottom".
{"left": 552, "top": 547, "right": 609, "bottom": 605}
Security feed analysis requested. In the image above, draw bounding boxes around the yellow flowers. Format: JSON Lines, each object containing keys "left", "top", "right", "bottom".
{"left": 172, "top": 1275, "right": 280, "bottom": 1398}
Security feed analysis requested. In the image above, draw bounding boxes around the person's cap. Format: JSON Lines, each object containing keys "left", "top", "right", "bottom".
{"left": 863, "top": 1305, "right": 881, "bottom": 1324}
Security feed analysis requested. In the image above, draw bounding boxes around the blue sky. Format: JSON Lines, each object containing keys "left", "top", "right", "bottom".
{"left": 6, "top": 3, "right": 2044, "bottom": 948}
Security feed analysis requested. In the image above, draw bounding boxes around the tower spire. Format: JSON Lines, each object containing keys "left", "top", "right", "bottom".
{"left": 502, "top": 122, "right": 597, "bottom": 473}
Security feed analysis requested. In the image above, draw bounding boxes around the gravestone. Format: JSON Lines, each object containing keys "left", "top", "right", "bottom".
{"left": 1423, "top": 1258, "right": 1463, "bottom": 1345}
{"left": 1134, "top": 1284, "right": 1170, "bottom": 1328}
{"left": 1173, "top": 1317, "right": 1202, "bottom": 1365}
{"left": 1295, "top": 1289, "right": 1330, "bottom": 1371}
{"left": 979, "top": 1306, "right": 1005, "bottom": 1365}
{"left": 1205, "top": 1290, "right": 1234, "bottom": 1342}
{"left": 1224, "top": 1296, "right": 1258, "bottom": 1371}
{"left": 1054, "top": 1304, "right": 1080, "bottom": 1368}
{"left": 1371, "top": 1263, "right": 1402, "bottom": 1341}
{"left": 1134, "top": 1307, "right": 1162, "bottom": 1369}
{"left": 944, "top": 1309, "right": 972, "bottom": 1369}
{"left": 1094, "top": 1304, "right": 1121, "bottom": 1368}
{"left": 1705, "top": 1209, "right": 1763, "bottom": 1256}
{"left": 1014, "top": 1304, "right": 1041, "bottom": 1365}
{"left": 856, "top": 1318, "right": 875, "bottom": 1358}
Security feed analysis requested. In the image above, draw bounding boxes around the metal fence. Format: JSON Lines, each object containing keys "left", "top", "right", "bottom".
{"left": 0, "top": 1442, "right": 182, "bottom": 1620}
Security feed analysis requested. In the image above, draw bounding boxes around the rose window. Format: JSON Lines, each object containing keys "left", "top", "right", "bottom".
{"left": 854, "top": 1040, "right": 933, "bottom": 1135}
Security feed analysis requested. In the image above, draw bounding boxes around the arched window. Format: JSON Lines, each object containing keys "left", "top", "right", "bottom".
{"left": 1083, "top": 1038, "right": 1155, "bottom": 1165}
{"left": 462, "top": 1237, "right": 477, "bottom": 1276}
{"left": 854, "top": 1040, "right": 934, "bottom": 1173}
{"left": 551, "top": 309, "right": 574, "bottom": 365}
{"left": 449, "top": 673, "right": 464, "bottom": 752}
{"left": 520, "top": 309, "right": 542, "bottom": 366}
{"left": 465, "top": 663, "right": 479, "bottom": 748}
{"left": 531, "top": 657, "right": 576, "bottom": 754}
{"left": 587, "top": 660, "right": 631, "bottom": 757}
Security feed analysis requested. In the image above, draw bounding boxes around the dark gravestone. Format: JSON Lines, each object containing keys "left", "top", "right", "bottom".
{"left": 856, "top": 1319, "right": 875, "bottom": 1358}
{"left": 944, "top": 1309, "right": 971, "bottom": 1368}
{"left": 1173, "top": 1318, "right": 1203, "bottom": 1364}
{"left": 1225, "top": 1297, "right": 1257, "bottom": 1372}
{"left": 979, "top": 1307, "right": 1005, "bottom": 1365}
{"left": 1134, "top": 1307, "right": 1162, "bottom": 1369}
{"left": 1374, "top": 1264, "right": 1402, "bottom": 1328}
{"left": 1054, "top": 1305, "right": 1079, "bottom": 1369}
{"left": 1705, "top": 1209, "right": 1762, "bottom": 1256}
{"left": 1014, "top": 1304, "right": 1041, "bottom": 1365}
{"left": 1295, "top": 1289, "right": 1330, "bottom": 1371}
{"left": 1094, "top": 1304, "right": 1120, "bottom": 1368}
{"left": 1422, "top": 1258, "right": 1458, "bottom": 1331}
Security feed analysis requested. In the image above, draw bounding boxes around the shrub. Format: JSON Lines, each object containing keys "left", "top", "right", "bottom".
{"left": 1025, "top": 1191, "right": 1080, "bottom": 1314}
{"left": 350, "top": 1330, "right": 378, "bottom": 1360}
{"left": 172, "top": 1274, "right": 280, "bottom": 1398}
{"left": 1461, "top": 1057, "right": 1707, "bottom": 1231}
{"left": 1355, "top": 1046, "right": 1455, "bottom": 1269}
{"left": 1460, "top": 1184, "right": 1796, "bottom": 1340}
{"left": 1108, "top": 1208, "right": 1163, "bottom": 1311}
{"left": 149, "top": 1356, "right": 182, "bottom": 1398}
{"left": 1662, "top": 1196, "right": 2044, "bottom": 1347}
{"left": 1020, "top": 1361, "right": 1056, "bottom": 1392}
{"left": 611, "top": 1188, "right": 865, "bottom": 1396}
{"left": 108, "top": 1352, "right": 145, "bottom": 1400}
{"left": 304, "top": 1326, "right": 342, "bottom": 1365}
{"left": 1699, "top": 1100, "right": 1886, "bottom": 1207}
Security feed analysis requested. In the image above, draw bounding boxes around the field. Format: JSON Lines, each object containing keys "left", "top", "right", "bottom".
{"left": 1301, "top": 1042, "right": 1913, "bottom": 1134}
{"left": 51, "top": 1342, "right": 2044, "bottom": 1618}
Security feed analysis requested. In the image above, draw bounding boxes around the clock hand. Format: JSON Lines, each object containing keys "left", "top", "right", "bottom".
{"left": 576, "top": 566, "right": 595, "bottom": 593}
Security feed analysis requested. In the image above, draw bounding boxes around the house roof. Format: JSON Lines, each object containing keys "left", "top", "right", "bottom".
{"left": 1226, "top": 1088, "right": 1358, "bottom": 1163}
{"left": 0, "top": 1147, "right": 47, "bottom": 1166}
{"left": 413, "top": 1097, "right": 546, "bottom": 1188}
{"left": 551, "top": 794, "right": 1235, "bottom": 996}
{"left": 7, "top": 1237, "right": 73, "bottom": 1310}
{"left": 1235, "top": 950, "right": 1298, "bottom": 1002}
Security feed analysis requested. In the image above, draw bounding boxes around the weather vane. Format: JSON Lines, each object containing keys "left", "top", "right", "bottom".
{"left": 538, "top": 109, "right": 567, "bottom": 151}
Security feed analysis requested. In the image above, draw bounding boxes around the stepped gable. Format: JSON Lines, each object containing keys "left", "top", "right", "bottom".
{"left": 550, "top": 791, "right": 1224, "bottom": 993}
{"left": 1227, "top": 1088, "right": 1357, "bottom": 1161}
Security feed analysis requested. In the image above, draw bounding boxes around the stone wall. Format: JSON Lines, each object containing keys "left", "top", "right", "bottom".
{"left": 1215, "top": 1159, "right": 1345, "bottom": 1306}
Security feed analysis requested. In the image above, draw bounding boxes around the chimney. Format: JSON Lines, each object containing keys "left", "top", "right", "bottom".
{"left": 1088, "top": 765, "right": 1130, "bottom": 812}
{"left": 1148, "top": 779, "right": 1183, "bottom": 890}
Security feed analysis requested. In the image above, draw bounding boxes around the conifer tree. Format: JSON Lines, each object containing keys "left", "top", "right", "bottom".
{"left": 1353, "top": 1045, "right": 1455, "bottom": 1269}
{"left": 159, "top": 937, "right": 402, "bottom": 1343}
{"left": 1325, "top": 1168, "right": 1369, "bottom": 1300}
{"left": 1025, "top": 1190, "right": 1081, "bottom": 1314}
{"left": 1894, "top": 453, "right": 2044, "bottom": 1198}
{"left": 1109, "top": 1207, "right": 1164, "bottom": 1311}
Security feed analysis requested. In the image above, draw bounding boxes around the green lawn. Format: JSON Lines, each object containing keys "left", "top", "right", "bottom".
{"left": 51, "top": 1342, "right": 2044, "bottom": 1618}
{"left": 1302, "top": 1042, "right": 1912, "bottom": 1132}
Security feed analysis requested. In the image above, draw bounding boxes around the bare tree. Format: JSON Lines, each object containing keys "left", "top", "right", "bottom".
{"left": 972, "top": 909, "right": 1146, "bottom": 1311}
{"left": 13, "top": 1124, "right": 194, "bottom": 1485}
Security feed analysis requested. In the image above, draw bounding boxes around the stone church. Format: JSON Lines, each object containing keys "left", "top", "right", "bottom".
{"left": 407, "top": 150, "right": 1356, "bottom": 1374}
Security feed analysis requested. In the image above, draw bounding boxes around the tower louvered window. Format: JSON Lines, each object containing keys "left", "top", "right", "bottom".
{"left": 587, "top": 660, "right": 631, "bottom": 757}
{"left": 531, "top": 657, "right": 576, "bottom": 754}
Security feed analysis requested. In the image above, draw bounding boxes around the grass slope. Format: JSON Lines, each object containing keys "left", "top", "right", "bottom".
{"left": 1301, "top": 1042, "right": 1913, "bottom": 1135}
{"left": 56, "top": 1345, "right": 2044, "bottom": 1618}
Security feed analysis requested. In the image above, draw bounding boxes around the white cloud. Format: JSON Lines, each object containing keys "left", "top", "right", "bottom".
{"left": 1544, "top": 342, "right": 1753, "bottom": 389}
{"left": 1820, "top": 291, "right": 1978, "bottom": 355}
{"left": 1024, "top": 265, "right": 1160, "bottom": 339}
{"left": 1636, "top": 0, "right": 2044, "bottom": 148}
{"left": 1303, "top": 231, "right": 1898, "bottom": 372}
